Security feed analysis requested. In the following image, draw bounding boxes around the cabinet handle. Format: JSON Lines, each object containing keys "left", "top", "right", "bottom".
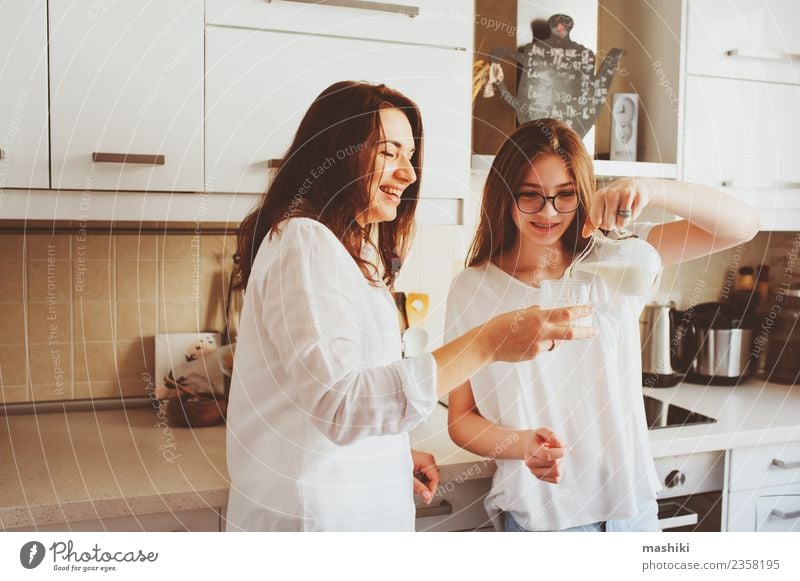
{"left": 415, "top": 499, "right": 452, "bottom": 518}
{"left": 92, "top": 152, "right": 165, "bottom": 165}
{"left": 722, "top": 180, "right": 800, "bottom": 190}
{"left": 725, "top": 48, "right": 800, "bottom": 62}
{"left": 267, "top": 159, "right": 283, "bottom": 169}
{"left": 268, "top": 0, "right": 419, "bottom": 18}
{"left": 772, "top": 458, "right": 800, "bottom": 470}
{"left": 770, "top": 508, "right": 800, "bottom": 520}
{"left": 0, "top": 148, "right": 4, "bottom": 160}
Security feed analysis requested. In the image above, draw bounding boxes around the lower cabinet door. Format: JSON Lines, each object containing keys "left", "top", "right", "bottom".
{"left": 10, "top": 508, "right": 222, "bottom": 532}
{"left": 727, "top": 482, "right": 800, "bottom": 531}
{"left": 415, "top": 478, "right": 493, "bottom": 532}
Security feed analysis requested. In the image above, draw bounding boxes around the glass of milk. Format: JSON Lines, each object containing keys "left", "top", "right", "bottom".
{"left": 539, "top": 280, "right": 593, "bottom": 327}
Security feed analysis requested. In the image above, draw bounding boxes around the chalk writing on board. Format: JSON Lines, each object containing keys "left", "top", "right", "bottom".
{"left": 489, "top": 14, "right": 623, "bottom": 137}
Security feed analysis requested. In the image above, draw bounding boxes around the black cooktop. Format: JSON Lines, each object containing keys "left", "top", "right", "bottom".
{"left": 643, "top": 395, "right": 717, "bottom": 430}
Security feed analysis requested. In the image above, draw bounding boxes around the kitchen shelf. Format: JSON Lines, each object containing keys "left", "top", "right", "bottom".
{"left": 471, "top": 155, "right": 677, "bottom": 179}
{"left": 0, "top": 190, "right": 464, "bottom": 225}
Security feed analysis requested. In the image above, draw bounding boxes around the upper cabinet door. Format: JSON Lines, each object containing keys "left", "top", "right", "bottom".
{"left": 49, "top": 0, "right": 204, "bottom": 192}
{"left": 683, "top": 75, "right": 800, "bottom": 230}
{"left": 0, "top": 0, "right": 49, "bottom": 189}
{"left": 206, "top": 0, "right": 471, "bottom": 49}
{"left": 687, "top": 0, "right": 800, "bottom": 84}
{"left": 205, "top": 27, "right": 470, "bottom": 198}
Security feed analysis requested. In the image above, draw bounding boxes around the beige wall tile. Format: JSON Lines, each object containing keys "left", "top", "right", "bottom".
{"left": 28, "top": 343, "right": 71, "bottom": 387}
{"left": 116, "top": 261, "right": 157, "bottom": 301}
{"left": 117, "top": 338, "right": 154, "bottom": 380}
{"left": 27, "top": 302, "right": 71, "bottom": 345}
{"left": 160, "top": 234, "right": 201, "bottom": 260}
{"left": 0, "top": 385, "right": 29, "bottom": 403}
{"left": 27, "top": 261, "right": 70, "bottom": 302}
{"left": 73, "top": 261, "right": 112, "bottom": 301}
{"left": 74, "top": 381, "right": 121, "bottom": 399}
{"left": 201, "top": 234, "right": 238, "bottom": 261}
{"left": 0, "top": 305, "right": 26, "bottom": 345}
{"left": 74, "top": 342, "right": 117, "bottom": 383}
{"left": 158, "top": 301, "right": 204, "bottom": 334}
{"left": 117, "top": 301, "right": 157, "bottom": 341}
{"left": 119, "top": 379, "right": 147, "bottom": 398}
{"left": 0, "top": 345, "right": 28, "bottom": 386}
{"left": 116, "top": 234, "right": 157, "bottom": 261}
{"left": 160, "top": 260, "right": 200, "bottom": 301}
{"left": 0, "top": 235, "right": 24, "bottom": 262}
{"left": 0, "top": 262, "right": 25, "bottom": 303}
{"left": 74, "top": 300, "right": 115, "bottom": 342}
{"left": 31, "top": 383, "right": 72, "bottom": 402}
{"left": 27, "top": 234, "right": 70, "bottom": 261}
{"left": 72, "top": 233, "right": 112, "bottom": 261}
{"left": 200, "top": 260, "right": 226, "bottom": 304}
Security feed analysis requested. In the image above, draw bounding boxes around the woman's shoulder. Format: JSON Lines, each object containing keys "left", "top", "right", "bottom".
{"left": 252, "top": 218, "right": 346, "bottom": 272}
{"left": 448, "top": 262, "right": 495, "bottom": 299}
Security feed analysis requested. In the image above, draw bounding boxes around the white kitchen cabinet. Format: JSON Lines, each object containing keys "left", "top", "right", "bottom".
{"left": 728, "top": 484, "right": 800, "bottom": 532}
{"left": 726, "top": 440, "right": 800, "bottom": 531}
{"left": 415, "top": 477, "right": 493, "bottom": 532}
{"left": 686, "top": 0, "right": 800, "bottom": 85}
{"left": 206, "top": 0, "right": 471, "bottom": 49}
{"left": 48, "top": 0, "right": 204, "bottom": 192}
{"left": 682, "top": 75, "right": 800, "bottom": 230}
{"left": 9, "top": 507, "right": 222, "bottom": 532}
{"left": 205, "top": 27, "right": 471, "bottom": 198}
{"left": 0, "top": 0, "right": 49, "bottom": 189}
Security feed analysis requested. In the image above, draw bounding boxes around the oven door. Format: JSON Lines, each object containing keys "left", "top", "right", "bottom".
{"left": 654, "top": 450, "right": 725, "bottom": 532}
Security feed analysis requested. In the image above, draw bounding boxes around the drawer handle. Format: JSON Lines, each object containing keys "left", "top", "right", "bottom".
{"left": 725, "top": 48, "right": 800, "bottom": 62}
{"left": 268, "top": 0, "right": 419, "bottom": 17}
{"left": 722, "top": 180, "right": 800, "bottom": 190}
{"left": 267, "top": 158, "right": 284, "bottom": 169}
{"left": 772, "top": 458, "right": 800, "bottom": 470}
{"left": 415, "top": 499, "right": 452, "bottom": 519}
{"left": 770, "top": 508, "right": 800, "bottom": 520}
{"left": 92, "top": 152, "right": 165, "bottom": 165}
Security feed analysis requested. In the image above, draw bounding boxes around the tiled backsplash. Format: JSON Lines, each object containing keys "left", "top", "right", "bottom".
{"left": 657, "top": 231, "right": 800, "bottom": 308}
{"left": 0, "top": 231, "right": 237, "bottom": 404}
{"left": 2, "top": 223, "right": 795, "bottom": 405}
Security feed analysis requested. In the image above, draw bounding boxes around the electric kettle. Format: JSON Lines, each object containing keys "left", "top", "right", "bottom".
{"left": 640, "top": 302, "right": 693, "bottom": 387}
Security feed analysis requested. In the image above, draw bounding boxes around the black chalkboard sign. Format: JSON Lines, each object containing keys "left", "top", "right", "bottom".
{"left": 490, "top": 14, "right": 623, "bottom": 137}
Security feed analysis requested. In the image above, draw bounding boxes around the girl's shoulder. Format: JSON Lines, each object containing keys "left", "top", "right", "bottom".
{"left": 253, "top": 217, "right": 348, "bottom": 273}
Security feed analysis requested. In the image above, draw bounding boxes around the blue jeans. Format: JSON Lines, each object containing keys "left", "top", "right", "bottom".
{"left": 505, "top": 500, "right": 660, "bottom": 532}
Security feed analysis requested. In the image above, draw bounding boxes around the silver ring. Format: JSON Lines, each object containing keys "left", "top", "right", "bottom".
{"left": 547, "top": 339, "right": 556, "bottom": 352}
{"left": 617, "top": 208, "right": 632, "bottom": 218}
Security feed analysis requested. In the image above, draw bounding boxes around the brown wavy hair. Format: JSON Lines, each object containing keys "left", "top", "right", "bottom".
{"left": 235, "top": 81, "right": 423, "bottom": 290}
{"left": 467, "top": 118, "right": 594, "bottom": 268}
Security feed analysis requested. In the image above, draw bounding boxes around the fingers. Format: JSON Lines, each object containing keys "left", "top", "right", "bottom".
{"left": 546, "top": 325, "right": 598, "bottom": 341}
{"left": 534, "top": 427, "right": 565, "bottom": 450}
{"left": 412, "top": 476, "right": 433, "bottom": 504}
{"left": 420, "top": 463, "right": 440, "bottom": 499}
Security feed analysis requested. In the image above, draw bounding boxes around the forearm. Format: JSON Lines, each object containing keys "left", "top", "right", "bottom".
{"left": 448, "top": 411, "right": 527, "bottom": 460}
{"left": 432, "top": 325, "right": 494, "bottom": 399}
{"left": 646, "top": 178, "right": 759, "bottom": 242}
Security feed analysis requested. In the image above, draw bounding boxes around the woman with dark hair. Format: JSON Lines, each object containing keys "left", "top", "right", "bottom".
{"left": 446, "top": 118, "right": 759, "bottom": 532}
{"left": 225, "top": 83, "right": 596, "bottom": 531}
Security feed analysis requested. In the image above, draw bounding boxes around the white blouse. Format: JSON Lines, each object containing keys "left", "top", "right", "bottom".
{"left": 225, "top": 218, "right": 438, "bottom": 531}
{"left": 444, "top": 224, "right": 662, "bottom": 531}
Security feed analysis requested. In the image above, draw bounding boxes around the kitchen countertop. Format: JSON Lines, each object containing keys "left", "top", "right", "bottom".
{"left": 0, "top": 406, "right": 228, "bottom": 530}
{"left": 2, "top": 379, "right": 799, "bottom": 530}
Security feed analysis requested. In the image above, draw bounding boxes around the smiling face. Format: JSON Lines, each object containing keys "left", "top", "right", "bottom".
{"left": 365, "top": 107, "right": 417, "bottom": 224}
{"left": 512, "top": 155, "right": 578, "bottom": 248}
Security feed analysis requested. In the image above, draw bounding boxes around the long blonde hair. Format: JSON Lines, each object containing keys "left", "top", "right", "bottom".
{"left": 467, "top": 119, "right": 595, "bottom": 267}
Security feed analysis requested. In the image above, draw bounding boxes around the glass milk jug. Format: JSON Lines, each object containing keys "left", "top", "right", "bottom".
{"left": 566, "top": 228, "right": 661, "bottom": 296}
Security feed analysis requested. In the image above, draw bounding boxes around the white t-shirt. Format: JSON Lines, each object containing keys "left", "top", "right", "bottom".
{"left": 226, "top": 218, "right": 438, "bottom": 531}
{"left": 444, "top": 225, "right": 662, "bottom": 531}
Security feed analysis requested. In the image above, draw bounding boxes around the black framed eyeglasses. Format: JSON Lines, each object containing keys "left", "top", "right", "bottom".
{"left": 513, "top": 192, "right": 579, "bottom": 214}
